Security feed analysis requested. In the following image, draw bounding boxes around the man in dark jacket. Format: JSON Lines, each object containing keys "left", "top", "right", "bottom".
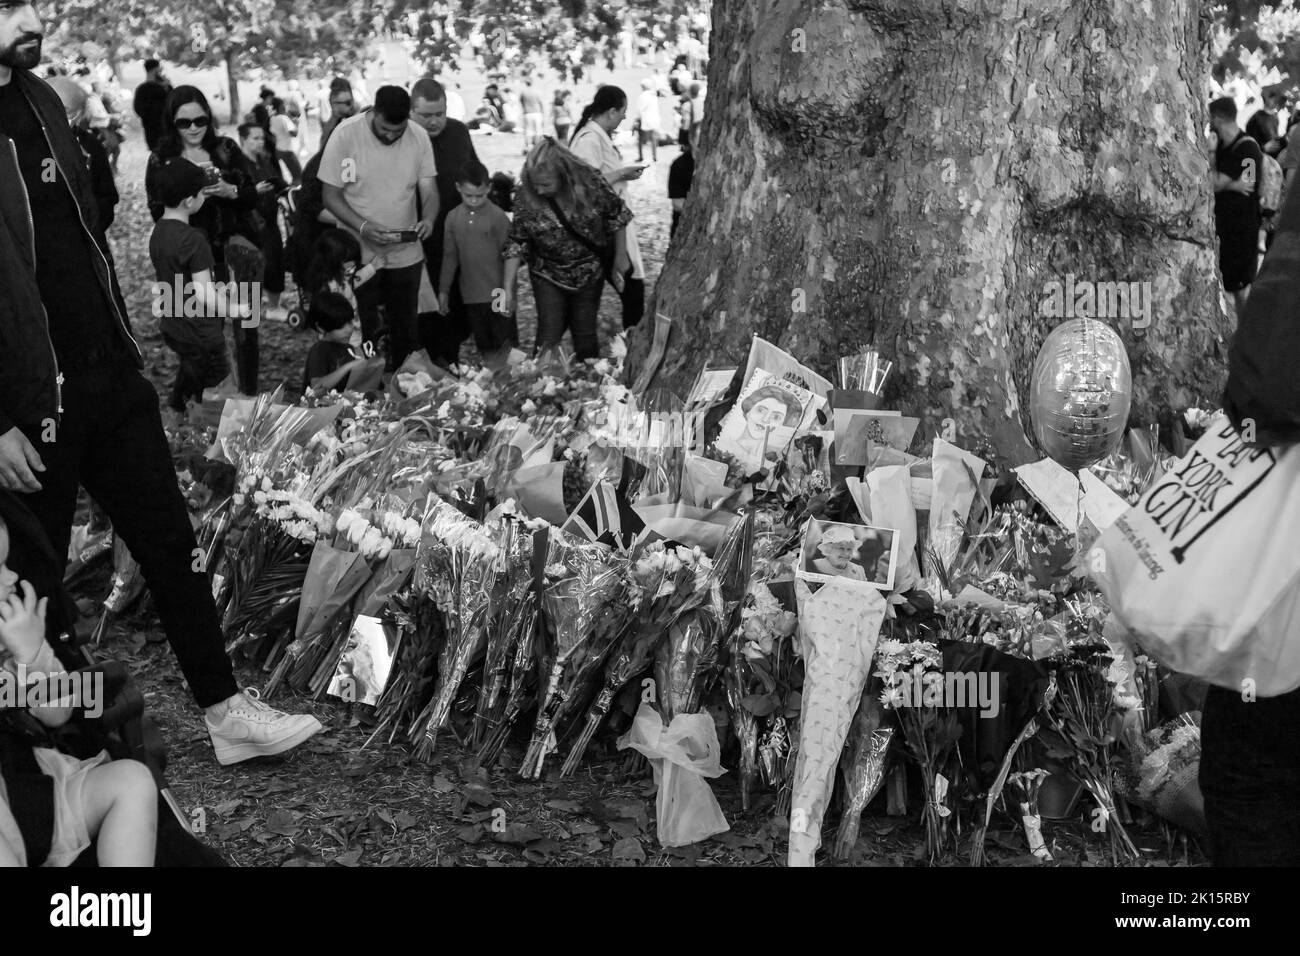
{"left": 410, "top": 77, "right": 481, "bottom": 365}
{"left": 131, "top": 57, "right": 169, "bottom": 152}
{"left": 0, "top": 5, "right": 321, "bottom": 766}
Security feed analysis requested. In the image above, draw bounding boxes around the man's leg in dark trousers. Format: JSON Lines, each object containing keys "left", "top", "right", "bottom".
{"left": 63, "top": 369, "right": 238, "bottom": 708}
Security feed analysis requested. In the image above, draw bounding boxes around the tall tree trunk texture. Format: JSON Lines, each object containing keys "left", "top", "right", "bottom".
{"left": 226, "top": 49, "right": 241, "bottom": 127}
{"left": 635, "top": 0, "right": 1231, "bottom": 466}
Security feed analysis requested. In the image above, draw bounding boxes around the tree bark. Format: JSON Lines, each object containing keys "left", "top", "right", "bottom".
{"left": 226, "top": 48, "right": 242, "bottom": 126}
{"left": 634, "top": 0, "right": 1231, "bottom": 466}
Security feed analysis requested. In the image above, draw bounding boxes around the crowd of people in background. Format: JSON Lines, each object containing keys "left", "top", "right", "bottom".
{"left": 102, "top": 13, "right": 707, "bottom": 395}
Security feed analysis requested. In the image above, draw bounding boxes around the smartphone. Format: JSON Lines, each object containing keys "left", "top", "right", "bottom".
{"left": 396, "top": 229, "right": 420, "bottom": 242}
{"left": 203, "top": 165, "right": 222, "bottom": 186}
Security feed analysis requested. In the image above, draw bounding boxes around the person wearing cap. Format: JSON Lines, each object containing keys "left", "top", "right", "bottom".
{"left": 811, "top": 525, "right": 868, "bottom": 580}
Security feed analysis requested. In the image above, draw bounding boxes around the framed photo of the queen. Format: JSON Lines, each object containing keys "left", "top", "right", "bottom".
{"left": 796, "top": 519, "right": 899, "bottom": 591}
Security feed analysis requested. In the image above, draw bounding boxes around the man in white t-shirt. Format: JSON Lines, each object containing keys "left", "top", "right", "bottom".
{"left": 319, "top": 86, "right": 438, "bottom": 370}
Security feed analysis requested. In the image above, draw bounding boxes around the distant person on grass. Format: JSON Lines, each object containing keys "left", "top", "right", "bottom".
{"left": 132, "top": 57, "right": 169, "bottom": 151}
{"left": 1211, "top": 96, "right": 1263, "bottom": 319}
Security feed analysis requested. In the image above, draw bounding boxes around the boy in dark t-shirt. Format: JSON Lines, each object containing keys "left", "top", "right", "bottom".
{"left": 302, "top": 291, "right": 362, "bottom": 393}
{"left": 148, "top": 160, "right": 233, "bottom": 411}
{"left": 1211, "top": 96, "right": 1264, "bottom": 318}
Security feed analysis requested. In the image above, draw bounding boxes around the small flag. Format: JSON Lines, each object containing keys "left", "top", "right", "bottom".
{"left": 562, "top": 479, "right": 645, "bottom": 551}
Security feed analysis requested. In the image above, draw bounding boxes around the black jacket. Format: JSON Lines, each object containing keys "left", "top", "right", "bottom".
{"left": 1224, "top": 148, "right": 1300, "bottom": 447}
{"left": 0, "top": 69, "right": 141, "bottom": 436}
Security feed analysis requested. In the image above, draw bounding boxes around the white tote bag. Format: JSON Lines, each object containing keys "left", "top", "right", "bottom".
{"left": 1090, "top": 413, "right": 1300, "bottom": 697}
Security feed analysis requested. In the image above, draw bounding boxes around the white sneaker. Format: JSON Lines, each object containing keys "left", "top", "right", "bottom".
{"left": 206, "top": 688, "right": 324, "bottom": 766}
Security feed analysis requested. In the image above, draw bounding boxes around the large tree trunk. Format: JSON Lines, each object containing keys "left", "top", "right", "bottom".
{"left": 634, "top": 0, "right": 1231, "bottom": 466}
{"left": 226, "top": 49, "right": 242, "bottom": 126}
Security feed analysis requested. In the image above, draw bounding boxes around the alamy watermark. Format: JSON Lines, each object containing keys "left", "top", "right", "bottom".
{"left": 883, "top": 666, "right": 1002, "bottom": 718}
{"left": 0, "top": 664, "right": 105, "bottom": 718}
{"left": 152, "top": 274, "right": 262, "bottom": 328}
{"left": 1039, "top": 273, "right": 1152, "bottom": 329}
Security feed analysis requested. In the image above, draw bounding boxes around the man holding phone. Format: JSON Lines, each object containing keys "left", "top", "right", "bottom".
{"left": 319, "top": 85, "right": 437, "bottom": 370}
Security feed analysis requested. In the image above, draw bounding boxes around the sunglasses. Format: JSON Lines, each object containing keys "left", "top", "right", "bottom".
{"left": 174, "top": 116, "right": 211, "bottom": 130}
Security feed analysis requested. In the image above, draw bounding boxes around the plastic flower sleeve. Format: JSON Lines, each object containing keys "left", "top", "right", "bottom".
{"left": 788, "top": 578, "right": 887, "bottom": 867}
{"left": 619, "top": 702, "right": 729, "bottom": 846}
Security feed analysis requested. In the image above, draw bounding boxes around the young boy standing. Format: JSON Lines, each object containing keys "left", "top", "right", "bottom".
{"left": 437, "top": 160, "right": 515, "bottom": 359}
{"left": 148, "top": 159, "right": 239, "bottom": 412}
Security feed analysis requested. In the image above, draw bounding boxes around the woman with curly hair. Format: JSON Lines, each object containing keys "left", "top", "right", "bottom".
{"left": 501, "top": 137, "right": 632, "bottom": 359}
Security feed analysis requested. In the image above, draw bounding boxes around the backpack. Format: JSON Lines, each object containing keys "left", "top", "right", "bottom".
{"left": 1260, "top": 151, "right": 1283, "bottom": 216}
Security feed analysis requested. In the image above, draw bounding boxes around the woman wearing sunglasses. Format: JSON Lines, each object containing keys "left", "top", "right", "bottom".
{"left": 145, "top": 86, "right": 264, "bottom": 395}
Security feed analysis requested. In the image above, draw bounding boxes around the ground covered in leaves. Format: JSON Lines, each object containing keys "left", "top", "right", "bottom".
{"left": 76, "top": 72, "right": 1209, "bottom": 867}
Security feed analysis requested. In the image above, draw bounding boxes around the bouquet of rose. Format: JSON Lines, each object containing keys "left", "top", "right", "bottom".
{"left": 520, "top": 531, "right": 627, "bottom": 778}
{"left": 561, "top": 541, "right": 716, "bottom": 774}
{"left": 874, "top": 638, "right": 964, "bottom": 863}
{"left": 412, "top": 497, "right": 508, "bottom": 761}
{"left": 728, "top": 578, "right": 798, "bottom": 808}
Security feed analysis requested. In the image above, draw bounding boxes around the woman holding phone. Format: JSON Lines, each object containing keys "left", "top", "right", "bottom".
{"left": 568, "top": 85, "right": 648, "bottom": 328}
{"left": 146, "top": 86, "right": 264, "bottom": 394}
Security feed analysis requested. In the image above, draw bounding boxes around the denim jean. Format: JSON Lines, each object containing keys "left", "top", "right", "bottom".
{"left": 1200, "top": 683, "right": 1300, "bottom": 865}
{"left": 18, "top": 357, "right": 239, "bottom": 708}
{"left": 355, "top": 261, "right": 424, "bottom": 371}
{"left": 531, "top": 273, "right": 602, "bottom": 360}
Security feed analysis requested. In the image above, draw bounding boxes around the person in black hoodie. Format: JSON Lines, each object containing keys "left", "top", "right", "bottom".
{"left": 1209, "top": 143, "right": 1300, "bottom": 866}
{"left": 0, "top": 6, "right": 321, "bottom": 768}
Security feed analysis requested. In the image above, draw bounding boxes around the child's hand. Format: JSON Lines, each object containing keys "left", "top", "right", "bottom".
{"left": 0, "top": 581, "right": 48, "bottom": 665}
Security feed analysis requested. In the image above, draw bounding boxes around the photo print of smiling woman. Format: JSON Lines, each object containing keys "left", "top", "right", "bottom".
{"left": 797, "top": 519, "right": 899, "bottom": 591}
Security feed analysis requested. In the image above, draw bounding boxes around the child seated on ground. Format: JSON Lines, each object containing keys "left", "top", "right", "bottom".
{"left": 302, "top": 291, "right": 366, "bottom": 394}
{"left": 437, "top": 160, "right": 516, "bottom": 359}
{"left": 148, "top": 159, "right": 246, "bottom": 413}
{"left": 0, "top": 516, "right": 157, "bottom": 867}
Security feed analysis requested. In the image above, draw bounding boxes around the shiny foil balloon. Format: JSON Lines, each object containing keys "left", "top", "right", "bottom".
{"left": 1029, "top": 318, "right": 1132, "bottom": 471}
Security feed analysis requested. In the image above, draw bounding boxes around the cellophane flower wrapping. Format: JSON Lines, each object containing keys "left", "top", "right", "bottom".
{"left": 875, "top": 638, "right": 963, "bottom": 863}
{"left": 1117, "top": 713, "right": 1204, "bottom": 834}
{"left": 561, "top": 540, "right": 714, "bottom": 774}
{"left": 521, "top": 531, "right": 626, "bottom": 777}
{"left": 413, "top": 496, "right": 510, "bottom": 760}
{"left": 832, "top": 677, "right": 895, "bottom": 859}
{"left": 788, "top": 578, "right": 886, "bottom": 867}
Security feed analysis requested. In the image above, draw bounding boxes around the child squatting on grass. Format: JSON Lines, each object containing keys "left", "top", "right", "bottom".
{"left": 0, "top": 516, "right": 157, "bottom": 866}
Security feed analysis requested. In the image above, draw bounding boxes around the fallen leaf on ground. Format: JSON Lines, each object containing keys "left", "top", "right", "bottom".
{"left": 612, "top": 838, "right": 645, "bottom": 865}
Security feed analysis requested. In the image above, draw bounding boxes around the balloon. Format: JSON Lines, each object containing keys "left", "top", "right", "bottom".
{"left": 1029, "top": 318, "right": 1132, "bottom": 471}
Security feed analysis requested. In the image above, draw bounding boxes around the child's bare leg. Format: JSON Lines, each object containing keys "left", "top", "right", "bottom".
{"left": 82, "top": 760, "right": 157, "bottom": 866}
{"left": 0, "top": 831, "right": 22, "bottom": 867}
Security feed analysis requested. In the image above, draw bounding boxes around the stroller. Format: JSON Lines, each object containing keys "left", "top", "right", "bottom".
{"left": 277, "top": 184, "right": 309, "bottom": 330}
{"left": 0, "top": 491, "right": 226, "bottom": 867}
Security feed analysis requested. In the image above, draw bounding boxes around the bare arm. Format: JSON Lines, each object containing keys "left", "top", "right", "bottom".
{"left": 417, "top": 176, "right": 438, "bottom": 238}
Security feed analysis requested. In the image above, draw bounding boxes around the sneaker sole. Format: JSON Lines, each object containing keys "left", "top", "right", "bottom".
{"left": 213, "top": 717, "right": 324, "bottom": 766}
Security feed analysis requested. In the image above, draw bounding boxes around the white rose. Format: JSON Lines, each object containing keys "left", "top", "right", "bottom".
{"left": 378, "top": 537, "right": 393, "bottom": 561}
{"left": 347, "top": 518, "right": 369, "bottom": 546}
